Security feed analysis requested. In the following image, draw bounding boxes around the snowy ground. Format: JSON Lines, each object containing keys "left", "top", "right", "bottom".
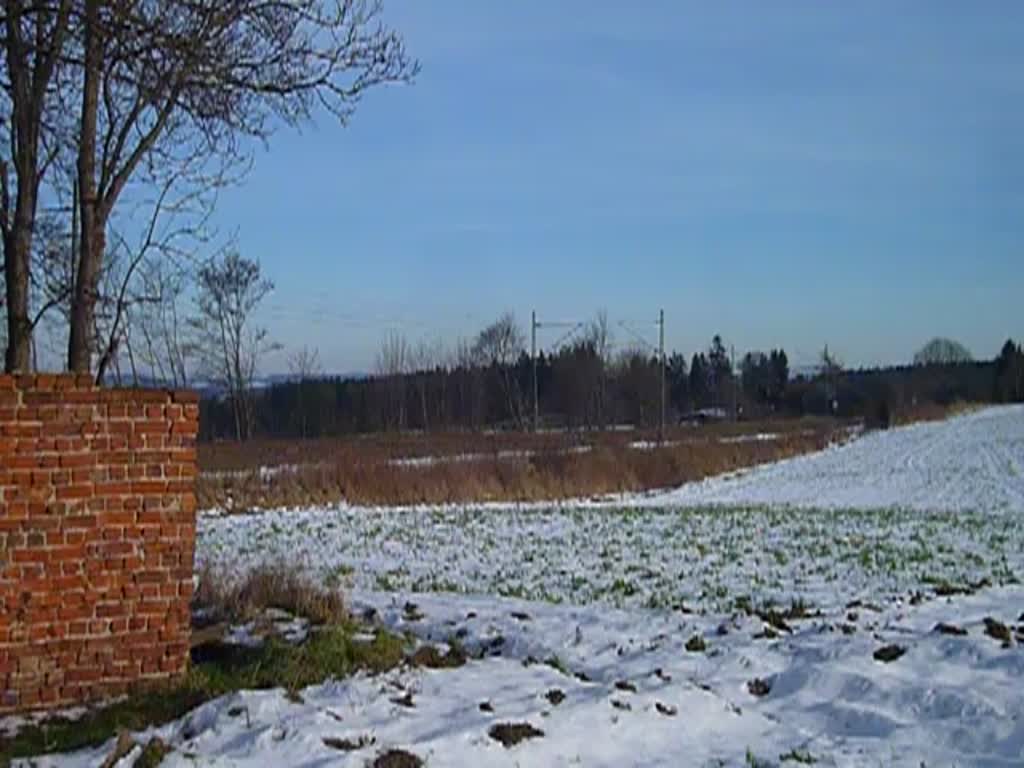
{"left": 32, "top": 588, "right": 1024, "bottom": 768}
{"left": 642, "top": 405, "right": 1024, "bottom": 513}
{"left": 16, "top": 406, "right": 1024, "bottom": 767}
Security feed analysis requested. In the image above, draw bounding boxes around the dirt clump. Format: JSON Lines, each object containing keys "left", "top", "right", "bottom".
{"left": 322, "top": 734, "right": 375, "bottom": 752}
{"left": 747, "top": 678, "right": 771, "bottom": 697}
{"left": 984, "top": 618, "right": 1012, "bottom": 646}
{"left": 409, "top": 644, "right": 467, "bottom": 669}
{"left": 370, "top": 749, "right": 424, "bottom": 768}
{"left": 545, "top": 689, "right": 566, "bottom": 706}
{"left": 873, "top": 644, "right": 906, "bottom": 663}
{"left": 489, "top": 722, "right": 544, "bottom": 748}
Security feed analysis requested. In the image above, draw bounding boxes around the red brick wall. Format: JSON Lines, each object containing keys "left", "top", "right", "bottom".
{"left": 0, "top": 374, "right": 198, "bottom": 713}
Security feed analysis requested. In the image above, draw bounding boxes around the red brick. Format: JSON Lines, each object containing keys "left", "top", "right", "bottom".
{"left": 62, "top": 390, "right": 99, "bottom": 404}
{"left": 8, "top": 455, "right": 42, "bottom": 470}
{"left": 60, "top": 454, "right": 97, "bottom": 469}
{"left": 22, "top": 391, "right": 59, "bottom": 406}
{"left": 51, "top": 376, "right": 76, "bottom": 392}
{"left": 56, "top": 485, "right": 93, "bottom": 500}
{"left": 49, "top": 545, "right": 87, "bottom": 561}
{"left": 96, "top": 603, "right": 128, "bottom": 618}
{"left": 131, "top": 481, "right": 168, "bottom": 495}
{"left": 13, "top": 550, "right": 49, "bottom": 564}
{"left": 65, "top": 668, "right": 101, "bottom": 684}
{"left": 105, "top": 403, "right": 129, "bottom": 419}
{"left": 41, "top": 422, "right": 80, "bottom": 438}
{"left": 134, "top": 421, "right": 168, "bottom": 436}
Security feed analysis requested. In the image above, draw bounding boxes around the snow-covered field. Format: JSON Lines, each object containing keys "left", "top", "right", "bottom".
{"left": 643, "top": 405, "right": 1024, "bottom": 513}
{"left": 18, "top": 406, "right": 1024, "bottom": 767}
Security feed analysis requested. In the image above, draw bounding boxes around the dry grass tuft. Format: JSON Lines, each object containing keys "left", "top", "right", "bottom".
{"left": 193, "top": 562, "right": 347, "bottom": 625}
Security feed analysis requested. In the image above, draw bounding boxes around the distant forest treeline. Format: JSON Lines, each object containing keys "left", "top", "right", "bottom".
{"left": 198, "top": 332, "right": 1024, "bottom": 442}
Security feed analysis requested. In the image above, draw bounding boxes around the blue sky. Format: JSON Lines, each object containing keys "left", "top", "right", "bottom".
{"left": 213, "top": 1, "right": 1023, "bottom": 374}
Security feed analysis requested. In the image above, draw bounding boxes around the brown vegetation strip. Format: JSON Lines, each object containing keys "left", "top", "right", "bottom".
{"left": 197, "top": 420, "right": 848, "bottom": 510}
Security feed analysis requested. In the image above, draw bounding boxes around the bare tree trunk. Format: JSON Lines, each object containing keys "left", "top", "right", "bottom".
{"left": 68, "top": 0, "right": 102, "bottom": 374}
{"left": 2, "top": 0, "right": 71, "bottom": 372}
{"left": 68, "top": 205, "right": 104, "bottom": 373}
{"left": 3, "top": 223, "right": 33, "bottom": 372}
{"left": 1, "top": 147, "right": 38, "bottom": 372}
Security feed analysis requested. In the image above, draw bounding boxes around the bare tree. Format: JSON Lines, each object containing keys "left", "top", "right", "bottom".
{"left": 410, "top": 337, "right": 443, "bottom": 432}
{"left": 191, "top": 250, "right": 275, "bottom": 441}
{"left": 289, "top": 344, "right": 321, "bottom": 437}
{"left": 25, "top": 211, "right": 73, "bottom": 353}
{"left": 132, "top": 258, "right": 193, "bottom": 387}
{"left": 289, "top": 345, "right": 322, "bottom": 380}
{"left": 375, "top": 331, "right": 408, "bottom": 430}
{"left": 92, "top": 172, "right": 213, "bottom": 383}
{"left": 584, "top": 309, "right": 613, "bottom": 428}
{"left": 472, "top": 312, "right": 527, "bottom": 427}
{"left": 59, "top": 0, "right": 417, "bottom": 373}
{"left": 452, "top": 336, "right": 482, "bottom": 429}
{"left": 1, "top": 0, "right": 73, "bottom": 371}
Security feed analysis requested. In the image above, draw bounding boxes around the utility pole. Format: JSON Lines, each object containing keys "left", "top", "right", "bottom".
{"left": 531, "top": 310, "right": 539, "bottom": 432}
{"left": 530, "top": 314, "right": 587, "bottom": 432}
{"left": 658, "top": 308, "right": 666, "bottom": 442}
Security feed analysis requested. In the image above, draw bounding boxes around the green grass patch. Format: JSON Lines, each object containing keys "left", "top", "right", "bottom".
{"left": 0, "top": 626, "right": 407, "bottom": 763}
{"left": 780, "top": 747, "right": 818, "bottom": 763}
